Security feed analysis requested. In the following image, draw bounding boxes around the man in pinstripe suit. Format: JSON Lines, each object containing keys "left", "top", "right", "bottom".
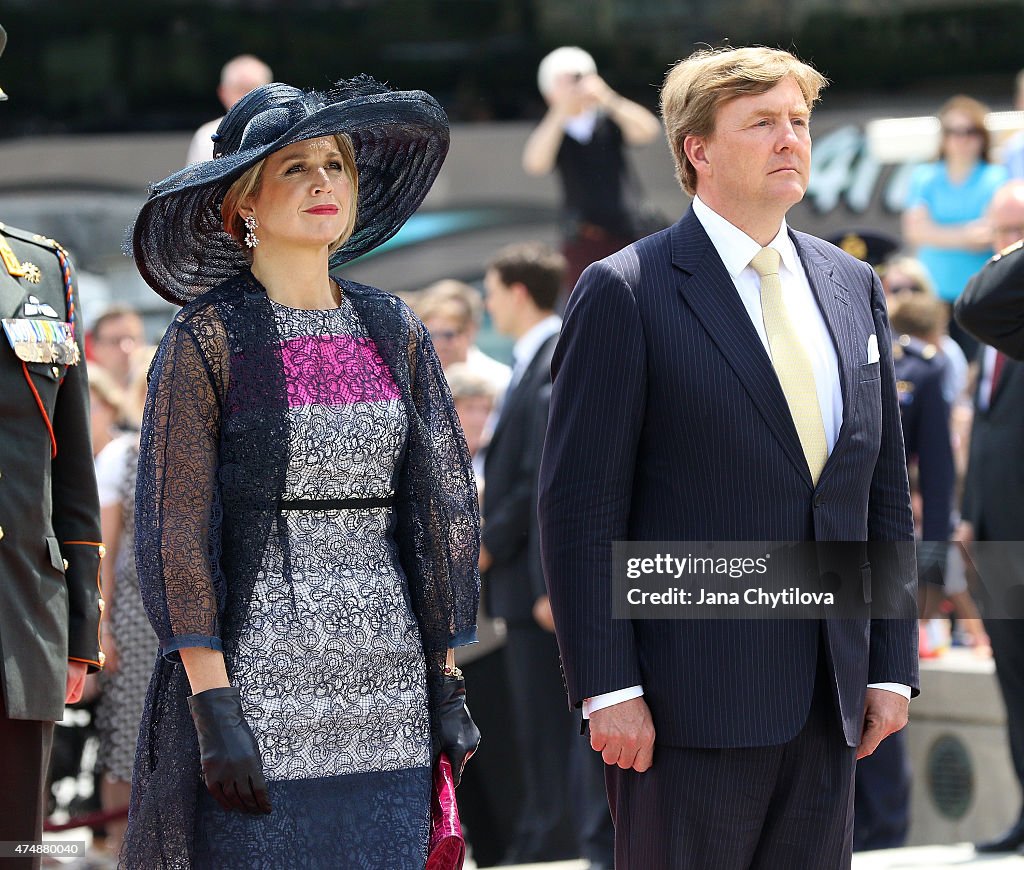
{"left": 538, "top": 46, "right": 919, "bottom": 869}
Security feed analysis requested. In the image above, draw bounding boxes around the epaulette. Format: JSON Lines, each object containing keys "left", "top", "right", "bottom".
{"left": 0, "top": 222, "right": 77, "bottom": 331}
{"left": 992, "top": 238, "right": 1024, "bottom": 263}
{"left": 0, "top": 221, "right": 66, "bottom": 254}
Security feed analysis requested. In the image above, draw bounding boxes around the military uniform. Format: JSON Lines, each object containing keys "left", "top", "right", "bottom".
{"left": 0, "top": 223, "right": 103, "bottom": 858}
{"left": 956, "top": 239, "right": 1024, "bottom": 360}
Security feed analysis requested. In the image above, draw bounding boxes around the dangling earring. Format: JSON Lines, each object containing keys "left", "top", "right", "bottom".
{"left": 243, "top": 215, "right": 260, "bottom": 249}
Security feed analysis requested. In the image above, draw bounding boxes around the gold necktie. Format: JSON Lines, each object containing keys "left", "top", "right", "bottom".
{"left": 749, "top": 247, "right": 828, "bottom": 484}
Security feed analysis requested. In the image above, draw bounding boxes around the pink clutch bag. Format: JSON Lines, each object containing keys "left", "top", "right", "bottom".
{"left": 427, "top": 753, "right": 466, "bottom": 870}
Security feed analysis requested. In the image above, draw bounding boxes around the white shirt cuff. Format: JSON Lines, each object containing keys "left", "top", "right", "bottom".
{"left": 867, "top": 682, "right": 912, "bottom": 700}
{"left": 582, "top": 685, "right": 644, "bottom": 719}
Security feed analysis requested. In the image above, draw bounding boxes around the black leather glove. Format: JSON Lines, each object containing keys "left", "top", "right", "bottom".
{"left": 434, "top": 675, "right": 481, "bottom": 787}
{"left": 188, "top": 686, "right": 272, "bottom": 815}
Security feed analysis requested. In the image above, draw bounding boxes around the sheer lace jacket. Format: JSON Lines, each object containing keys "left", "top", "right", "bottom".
{"left": 124, "top": 272, "right": 479, "bottom": 868}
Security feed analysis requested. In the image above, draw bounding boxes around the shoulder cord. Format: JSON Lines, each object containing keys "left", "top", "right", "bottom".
{"left": 20, "top": 244, "right": 76, "bottom": 459}
{"left": 55, "top": 245, "right": 75, "bottom": 335}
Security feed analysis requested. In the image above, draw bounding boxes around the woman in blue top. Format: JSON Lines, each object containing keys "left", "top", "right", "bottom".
{"left": 902, "top": 95, "right": 1007, "bottom": 358}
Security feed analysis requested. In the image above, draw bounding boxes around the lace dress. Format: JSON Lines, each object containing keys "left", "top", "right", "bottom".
{"left": 192, "top": 295, "right": 432, "bottom": 869}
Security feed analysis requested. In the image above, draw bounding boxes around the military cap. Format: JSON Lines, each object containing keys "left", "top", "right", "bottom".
{"left": 824, "top": 228, "right": 901, "bottom": 267}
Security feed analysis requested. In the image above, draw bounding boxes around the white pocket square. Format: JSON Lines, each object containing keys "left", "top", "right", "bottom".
{"left": 866, "top": 334, "right": 880, "bottom": 364}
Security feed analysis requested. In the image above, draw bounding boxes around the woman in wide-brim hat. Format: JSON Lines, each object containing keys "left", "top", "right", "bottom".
{"left": 123, "top": 76, "right": 481, "bottom": 870}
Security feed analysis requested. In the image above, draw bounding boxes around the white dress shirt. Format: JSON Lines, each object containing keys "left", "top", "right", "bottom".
{"left": 583, "top": 198, "right": 909, "bottom": 718}
{"left": 978, "top": 345, "right": 1001, "bottom": 412}
{"left": 564, "top": 109, "right": 599, "bottom": 144}
{"left": 466, "top": 345, "right": 512, "bottom": 397}
{"left": 480, "top": 315, "right": 561, "bottom": 452}
{"left": 509, "top": 315, "right": 562, "bottom": 389}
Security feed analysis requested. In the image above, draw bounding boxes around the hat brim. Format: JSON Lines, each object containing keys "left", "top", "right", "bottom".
{"left": 132, "top": 88, "right": 449, "bottom": 306}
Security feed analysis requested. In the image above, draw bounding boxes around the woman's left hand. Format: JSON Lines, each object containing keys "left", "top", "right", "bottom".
{"left": 435, "top": 675, "right": 481, "bottom": 787}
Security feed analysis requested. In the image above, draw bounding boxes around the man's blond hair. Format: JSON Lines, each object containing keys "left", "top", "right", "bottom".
{"left": 660, "top": 46, "right": 829, "bottom": 195}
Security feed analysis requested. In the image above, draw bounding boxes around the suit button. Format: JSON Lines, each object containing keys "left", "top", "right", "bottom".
{"left": 813, "top": 494, "right": 823, "bottom": 508}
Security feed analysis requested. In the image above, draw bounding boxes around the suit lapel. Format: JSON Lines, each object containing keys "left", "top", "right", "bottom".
{"left": 671, "top": 209, "right": 813, "bottom": 486}
{"left": 790, "top": 231, "right": 857, "bottom": 475}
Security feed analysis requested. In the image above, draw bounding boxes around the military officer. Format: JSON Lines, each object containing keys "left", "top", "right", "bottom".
{"left": 957, "top": 226, "right": 1024, "bottom": 360}
{"left": 0, "top": 25, "right": 103, "bottom": 867}
{"left": 955, "top": 181, "right": 1024, "bottom": 855}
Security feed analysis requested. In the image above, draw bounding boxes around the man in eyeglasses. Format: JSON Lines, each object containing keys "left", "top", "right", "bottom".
{"left": 86, "top": 304, "right": 144, "bottom": 388}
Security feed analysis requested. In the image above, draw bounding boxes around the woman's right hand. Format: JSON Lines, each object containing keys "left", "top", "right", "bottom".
{"left": 187, "top": 686, "right": 272, "bottom": 815}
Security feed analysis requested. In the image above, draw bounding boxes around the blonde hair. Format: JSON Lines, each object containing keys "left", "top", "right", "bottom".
{"left": 221, "top": 133, "right": 358, "bottom": 255}
{"left": 881, "top": 256, "right": 938, "bottom": 298}
{"left": 445, "top": 363, "right": 498, "bottom": 402}
{"left": 660, "top": 46, "right": 829, "bottom": 195}
{"left": 415, "top": 280, "right": 483, "bottom": 332}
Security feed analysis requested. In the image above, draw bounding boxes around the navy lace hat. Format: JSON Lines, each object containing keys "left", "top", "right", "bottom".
{"left": 132, "top": 75, "right": 450, "bottom": 306}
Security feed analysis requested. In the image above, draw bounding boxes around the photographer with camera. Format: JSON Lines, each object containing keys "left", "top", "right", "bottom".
{"left": 522, "top": 46, "right": 662, "bottom": 300}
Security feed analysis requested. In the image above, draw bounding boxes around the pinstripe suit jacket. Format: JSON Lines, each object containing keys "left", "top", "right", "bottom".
{"left": 538, "top": 207, "right": 919, "bottom": 749}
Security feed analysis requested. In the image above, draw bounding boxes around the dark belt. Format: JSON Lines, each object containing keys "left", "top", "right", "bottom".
{"left": 279, "top": 496, "right": 395, "bottom": 511}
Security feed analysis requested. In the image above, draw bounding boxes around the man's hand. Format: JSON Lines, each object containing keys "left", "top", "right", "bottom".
{"left": 65, "top": 660, "right": 89, "bottom": 704}
{"left": 857, "top": 688, "right": 910, "bottom": 760}
{"left": 954, "top": 520, "right": 975, "bottom": 547}
{"left": 589, "top": 696, "right": 655, "bottom": 772}
{"left": 532, "top": 595, "right": 555, "bottom": 632}
{"left": 577, "top": 73, "right": 616, "bottom": 108}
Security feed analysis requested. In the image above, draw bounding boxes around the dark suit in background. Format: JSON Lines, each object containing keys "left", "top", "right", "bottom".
{"left": 957, "top": 240, "right": 1024, "bottom": 360}
{"left": 956, "top": 318, "right": 1024, "bottom": 852}
{"left": 482, "top": 329, "right": 578, "bottom": 862}
{"left": 0, "top": 223, "right": 103, "bottom": 865}
{"left": 955, "top": 191, "right": 1024, "bottom": 855}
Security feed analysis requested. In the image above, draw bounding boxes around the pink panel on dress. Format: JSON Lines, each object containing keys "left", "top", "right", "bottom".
{"left": 280, "top": 334, "right": 400, "bottom": 407}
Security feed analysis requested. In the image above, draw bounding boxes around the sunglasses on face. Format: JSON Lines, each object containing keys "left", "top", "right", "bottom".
{"left": 942, "top": 126, "right": 983, "bottom": 138}
{"left": 432, "top": 329, "right": 464, "bottom": 342}
{"left": 887, "top": 283, "right": 924, "bottom": 296}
